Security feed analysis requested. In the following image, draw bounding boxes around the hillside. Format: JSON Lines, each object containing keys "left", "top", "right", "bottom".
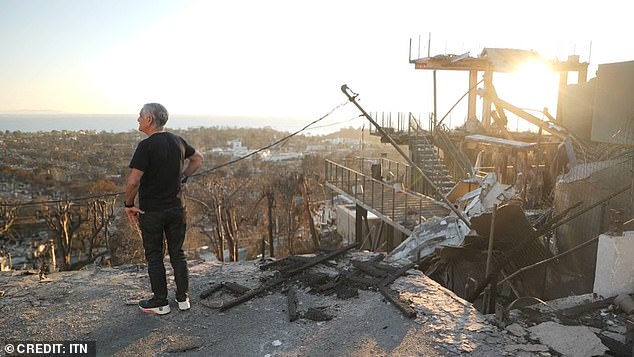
{"left": 0, "top": 250, "right": 549, "bottom": 357}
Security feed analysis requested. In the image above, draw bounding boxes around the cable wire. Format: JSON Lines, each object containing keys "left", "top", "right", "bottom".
{"left": 192, "top": 100, "right": 349, "bottom": 178}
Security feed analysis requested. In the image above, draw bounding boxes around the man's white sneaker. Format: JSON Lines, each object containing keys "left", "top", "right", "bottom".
{"left": 176, "top": 297, "right": 190, "bottom": 311}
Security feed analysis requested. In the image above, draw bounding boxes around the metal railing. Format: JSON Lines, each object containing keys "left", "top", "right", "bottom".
{"left": 368, "top": 112, "right": 430, "bottom": 138}
{"left": 324, "top": 159, "right": 450, "bottom": 235}
{"left": 342, "top": 157, "right": 414, "bottom": 190}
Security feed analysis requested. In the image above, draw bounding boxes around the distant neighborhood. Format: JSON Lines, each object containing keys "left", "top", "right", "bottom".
{"left": 0, "top": 126, "right": 399, "bottom": 272}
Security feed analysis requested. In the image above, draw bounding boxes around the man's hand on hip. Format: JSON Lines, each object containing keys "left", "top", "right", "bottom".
{"left": 125, "top": 206, "right": 145, "bottom": 225}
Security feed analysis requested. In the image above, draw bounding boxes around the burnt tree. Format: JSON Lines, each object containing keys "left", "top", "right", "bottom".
{"left": 0, "top": 199, "right": 20, "bottom": 240}
{"left": 84, "top": 199, "right": 116, "bottom": 260}
{"left": 43, "top": 201, "right": 83, "bottom": 271}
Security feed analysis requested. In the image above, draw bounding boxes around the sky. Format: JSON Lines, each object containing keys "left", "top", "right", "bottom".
{"left": 1, "top": 0, "right": 632, "bottom": 130}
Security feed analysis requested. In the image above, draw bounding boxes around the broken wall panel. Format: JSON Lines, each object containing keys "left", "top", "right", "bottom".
{"left": 386, "top": 216, "right": 467, "bottom": 263}
{"left": 559, "top": 79, "right": 595, "bottom": 141}
{"left": 553, "top": 158, "right": 634, "bottom": 293}
{"left": 591, "top": 60, "right": 634, "bottom": 145}
{"left": 469, "top": 204, "right": 551, "bottom": 299}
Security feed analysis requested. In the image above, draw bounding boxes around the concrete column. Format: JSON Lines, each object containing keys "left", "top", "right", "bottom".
{"left": 481, "top": 71, "right": 493, "bottom": 128}
{"left": 468, "top": 70, "right": 478, "bottom": 121}
{"left": 355, "top": 204, "right": 367, "bottom": 244}
{"left": 556, "top": 71, "right": 569, "bottom": 122}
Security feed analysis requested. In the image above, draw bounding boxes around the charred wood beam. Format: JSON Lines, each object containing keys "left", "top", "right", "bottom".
{"left": 378, "top": 286, "right": 417, "bottom": 319}
{"left": 344, "top": 275, "right": 381, "bottom": 289}
{"left": 351, "top": 260, "right": 389, "bottom": 278}
{"left": 199, "top": 283, "right": 224, "bottom": 299}
{"left": 298, "top": 272, "right": 331, "bottom": 286}
{"left": 200, "top": 282, "right": 251, "bottom": 300}
{"left": 312, "top": 254, "right": 385, "bottom": 294}
{"left": 374, "top": 262, "right": 419, "bottom": 319}
{"left": 311, "top": 279, "right": 340, "bottom": 294}
{"left": 223, "top": 282, "right": 251, "bottom": 295}
{"left": 260, "top": 255, "right": 313, "bottom": 271}
{"left": 287, "top": 286, "right": 299, "bottom": 322}
{"left": 369, "top": 261, "right": 399, "bottom": 274}
{"left": 558, "top": 296, "right": 614, "bottom": 318}
{"left": 219, "top": 243, "right": 360, "bottom": 311}
{"left": 379, "top": 263, "right": 416, "bottom": 287}
{"left": 218, "top": 275, "right": 287, "bottom": 311}
{"left": 335, "top": 286, "right": 359, "bottom": 299}
{"left": 280, "top": 243, "right": 360, "bottom": 278}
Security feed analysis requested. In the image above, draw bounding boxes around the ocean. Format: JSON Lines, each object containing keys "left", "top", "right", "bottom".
{"left": 0, "top": 113, "right": 346, "bottom": 135}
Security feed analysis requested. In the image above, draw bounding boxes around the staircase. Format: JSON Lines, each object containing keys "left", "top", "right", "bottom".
{"left": 410, "top": 137, "right": 456, "bottom": 197}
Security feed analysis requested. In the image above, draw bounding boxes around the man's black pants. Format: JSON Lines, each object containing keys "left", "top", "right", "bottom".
{"left": 139, "top": 206, "right": 189, "bottom": 301}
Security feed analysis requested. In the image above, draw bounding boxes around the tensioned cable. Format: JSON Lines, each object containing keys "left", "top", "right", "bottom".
{"left": 192, "top": 100, "right": 350, "bottom": 178}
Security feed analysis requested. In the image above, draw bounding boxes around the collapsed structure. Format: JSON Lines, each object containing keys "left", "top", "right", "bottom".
{"left": 326, "top": 46, "right": 634, "bottom": 314}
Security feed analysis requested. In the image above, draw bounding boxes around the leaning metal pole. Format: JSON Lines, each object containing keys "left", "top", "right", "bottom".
{"left": 341, "top": 84, "right": 471, "bottom": 228}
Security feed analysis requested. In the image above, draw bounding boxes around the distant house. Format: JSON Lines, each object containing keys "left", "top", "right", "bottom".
{"left": 263, "top": 152, "right": 303, "bottom": 162}
{"left": 305, "top": 144, "right": 327, "bottom": 152}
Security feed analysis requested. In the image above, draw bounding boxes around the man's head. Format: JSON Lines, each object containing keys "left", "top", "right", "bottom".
{"left": 138, "top": 103, "right": 168, "bottom": 134}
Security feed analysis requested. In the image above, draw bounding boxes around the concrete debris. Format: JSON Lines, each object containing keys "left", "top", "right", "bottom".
{"left": 593, "top": 231, "right": 634, "bottom": 298}
{"left": 385, "top": 216, "right": 468, "bottom": 263}
{"left": 470, "top": 174, "right": 515, "bottom": 215}
{"left": 452, "top": 173, "right": 517, "bottom": 218}
{"left": 528, "top": 321, "right": 609, "bottom": 357}
{"left": 505, "top": 323, "right": 527, "bottom": 337}
{"left": 601, "top": 330, "right": 626, "bottom": 344}
{"left": 387, "top": 173, "right": 522, "bottom": 267}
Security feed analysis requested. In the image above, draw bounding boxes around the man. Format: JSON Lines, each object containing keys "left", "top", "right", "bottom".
{"left": 124, "top": 103, "right": 203, "bottom": 315}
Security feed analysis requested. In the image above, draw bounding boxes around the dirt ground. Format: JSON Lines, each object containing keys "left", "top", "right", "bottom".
{"left": 0, "top": 251, "right": 552, "bottom": 356}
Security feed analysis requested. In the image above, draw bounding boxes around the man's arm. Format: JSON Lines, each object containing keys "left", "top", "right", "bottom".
{"left": 125, "top": 168, "right": 144, "bottom": 207}
{"left": 124, "top": 168, "right": 145, "bottom": 223}
{"left": 182, "top": 151, "right": 203, "bottom": 178}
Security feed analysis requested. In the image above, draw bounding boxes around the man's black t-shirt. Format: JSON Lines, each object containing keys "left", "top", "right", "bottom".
{"left": 129, "top": 132, "right": 195, "bottom": 211}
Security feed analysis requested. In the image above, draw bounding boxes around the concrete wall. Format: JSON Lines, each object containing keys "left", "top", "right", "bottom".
{"left": 335, "top": 204, "right": 386, "bottom": 249}
{"left": 591, "top": 60, "right": 634, "bottom": 145}
{"left": 593, "top": 231, "right": 634, "bottom": 298}
{"left": 336, "top": 204, "right": 358, "bottom": 245}
{"left": 560, "top": 79, "right": 595, "bottom": 141}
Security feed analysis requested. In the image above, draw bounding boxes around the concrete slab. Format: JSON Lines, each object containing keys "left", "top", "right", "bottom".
{"left": 593, "top": 231, "right": 634, "bottom": 298}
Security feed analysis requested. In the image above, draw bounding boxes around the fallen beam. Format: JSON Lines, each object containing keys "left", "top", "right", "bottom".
{"left": 352, "top": 260, "right": 389, "bottom": 278}
{"left": 199, "top": 283, "right": 224, "bottom": 299}
{"left": 321, "top": 254, "right": 386, "bottom": 293}
{"left": 219, "top": 243, "right": 360, "bottom": 311}
{"left": 223, "top": 282, "right": 251, "bottom": 295}
{"left": 379, "top": 263, "right": 416, "bottom": 287}
{"left": 379, "top": 286, "right": 417, "bottom": 319}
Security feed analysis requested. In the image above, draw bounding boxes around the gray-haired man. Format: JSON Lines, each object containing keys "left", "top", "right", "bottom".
{"left": 124, "top": 103, "right": 203, "bottom": 314}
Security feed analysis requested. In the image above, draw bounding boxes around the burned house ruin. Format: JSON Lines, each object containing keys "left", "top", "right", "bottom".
{"left": 326, "top": 47, "right": 634, "bottom": 314}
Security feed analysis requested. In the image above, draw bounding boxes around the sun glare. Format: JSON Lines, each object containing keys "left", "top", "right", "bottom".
{"left": 493, "top": 59, "right": 560, "bottom": 131}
